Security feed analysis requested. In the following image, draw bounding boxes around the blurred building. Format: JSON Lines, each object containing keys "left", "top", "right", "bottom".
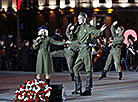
{"left": 0, "top": 0, "right": 138, "bottom": 38}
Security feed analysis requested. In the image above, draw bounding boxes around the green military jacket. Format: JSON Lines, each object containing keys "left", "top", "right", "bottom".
{"left": 110, "top": 25, "right": 124, "bottom": 47}
{"left": 33, "top": 36, "right": 66, "bottom": 74}
{"left": 71, "top": 23, "right": 102, "bottom": 56}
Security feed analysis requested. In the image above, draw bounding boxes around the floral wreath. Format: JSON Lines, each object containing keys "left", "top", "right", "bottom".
{"left": 14, "top": 79, "right": 52, "bottom": 102}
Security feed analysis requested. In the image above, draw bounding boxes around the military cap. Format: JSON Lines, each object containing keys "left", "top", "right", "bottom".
{"left": 79, "top": 12, "right": 87, "bottom": 18}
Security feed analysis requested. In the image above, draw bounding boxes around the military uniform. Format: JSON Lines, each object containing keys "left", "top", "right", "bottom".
{"left": 33, "top": 36, "right": 66, "bottom": 74}
{"left": 73, "top": 24, "right": 102, "bottom": 77}
{"left": 99, "top": 24, "right": 124, "bottom": 80}
{"left": 51, "top": 40, "right": 79, "bottom": 73}
{"left": 71, "top": 23, "right": 102, "bottom": 95}
{"left": 104, "top": 25, "right": 124, "bottom": 72}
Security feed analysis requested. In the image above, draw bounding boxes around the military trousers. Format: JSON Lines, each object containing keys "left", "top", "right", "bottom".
{"left": 104, "top": 48, "right": 122, "bottom": 72}
{"left": 51, "top": 48, "right": 75, "bottom": 73}
{"left": 73, "top": 50, "right": 92, "bottom": 78}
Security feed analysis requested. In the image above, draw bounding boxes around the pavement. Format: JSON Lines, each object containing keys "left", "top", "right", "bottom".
{"left": 0, "top": 71, "right": 138, "bottom": 102}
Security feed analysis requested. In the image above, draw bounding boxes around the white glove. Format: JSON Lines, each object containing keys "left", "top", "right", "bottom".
{"left": 100, "top": 24, "right": 107, "bottom": 32}
{"left": 113, "top": 21, "right": 118, "bottom": 26}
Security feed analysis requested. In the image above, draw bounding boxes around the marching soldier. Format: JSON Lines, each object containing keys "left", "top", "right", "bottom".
{"left": 69, "top": 12, "right": 106, "bottom": 96}
{"left": 99, "top": 21, "right": 124, "bottom": 80}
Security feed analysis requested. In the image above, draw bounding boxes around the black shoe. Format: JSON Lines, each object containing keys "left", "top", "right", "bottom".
{"left": 72, "top": 77, "right": 82, "bottom": 95}
{"left": 81, "top": 90, "right": 92, "bottom": 96}
{"left": 99, "top": 70, "right": 107, "bottom": 80}
{"left": 72, "top": 90, "right": 82, "bottom": 94}
{"left": 119, "top": 72, "right": 123, "bottom": 80}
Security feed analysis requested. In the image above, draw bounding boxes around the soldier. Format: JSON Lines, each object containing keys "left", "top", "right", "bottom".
{"left": 69, "top": 12, "right": 106, "bottom": 96}
{"left": 99, "top": 21, "right": 124, "bottom": 80}
{"left": 33, "top": 26, "right": 70, "bottom": 85}
{"left": 51, "top": 25, "right": 80, "bottom": 81}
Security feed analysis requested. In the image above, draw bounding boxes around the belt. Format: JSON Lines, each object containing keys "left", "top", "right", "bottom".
{"left": 79, "top": 44, "right": 89, "bottom": 47}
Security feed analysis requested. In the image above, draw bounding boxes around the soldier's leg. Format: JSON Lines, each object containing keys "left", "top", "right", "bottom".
{"left": 72, "top": 56, "right": 83, "bottom": 94}
{"left": 51, "top": 50, "right": 65, "bottom": 72}
{"left": 99, "top": 52, "right": 113, "bottom": 80}
{"left": 65, "top": 52, "right": 75, "bottom": 81}
{"left": 113, "top": 49, "right": 123, "bottom": 80}
{"left": 81, "top": 54, "right": 92, "bottom": 96}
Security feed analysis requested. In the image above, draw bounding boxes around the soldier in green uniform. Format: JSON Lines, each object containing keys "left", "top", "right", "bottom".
{"left": 33, "top": 26, "right": 70, "bottom": 85}
{"left": 99, "top": 21, "right": 124, "bottom": 80}
{"left": 51, "top": 24, "right": 82, "bottom": 81}
{"left": 69, "top": 12, "right": 106, "bottom": 96}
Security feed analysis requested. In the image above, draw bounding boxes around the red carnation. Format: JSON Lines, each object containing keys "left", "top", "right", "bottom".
{"left": 42, "top": 91, "right": 45, "bottom": 94}
{"left": 43, "top": 82, "right": 47, "bottom": 86}
{"left": 40, "top": 100, "right": 44, "bottom": 102}
{"left": 36, "top": 92, "right": 40, "bottom": 95}
{"left": 29, "top": 81, "right": 32, "bottom": 84}
{"left": 19, "top": 85, "right": 22, "bottom": 89}
{"left": 41, "top": 95, "right": 45, "bottom": 99}
{"left": 24, "top": 80, "right": 28, "bottom": 84}
{"left": 30, "top": 98, "right": 33, "bottom": 102}
{"left": 36, "top": 98, "right": 39, "bottom": 101}
{"left": 48, "top": 88, "right": 51, "bottom": 91}
{"left": 27, "top": 86, "right": 30, "bottom": 89}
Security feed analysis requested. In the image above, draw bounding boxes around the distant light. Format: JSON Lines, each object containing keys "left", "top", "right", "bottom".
{"left": 71, "top": 12, "right": 75, "bottom": 14}
{"left": 49, "top": 5, "right": 57, "bottom": 9}
{"left": 14, "top": 13, "right": 16, "bottom": 16}
{"left": 38, "top": 6, "right": 44, "bottom": 10}
{"left": 119, "top": 3, "right": 130, "bottom": 8}
{"left": 107, "top": 8, "right": 113, "bottom": 13}
{"left": 50, "top": 10, "right": 54, "bottom": 14}
{"left": 38, "top": 11, "right": 41, "bottom": 14}
{"left": 82, "top": 3, "right": 89, "bottom": 8}
{"left": 94, "top": 12, "right": 97, "bottom": 14}
{"left": 59, "top": 9, "right": 64, "bottom": 14}
{"left": 69, "top": 8, "right": 74, "bottom": 12}
{"left": 93, "top": 1, "right": 100, "bottom": 8}
{"left": 93, "top": 8, "right": 100, "bottom": 12}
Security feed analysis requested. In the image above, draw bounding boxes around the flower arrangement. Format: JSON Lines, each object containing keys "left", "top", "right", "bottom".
{"left": 14, "top": 79, "right": 52, "bottom": 102}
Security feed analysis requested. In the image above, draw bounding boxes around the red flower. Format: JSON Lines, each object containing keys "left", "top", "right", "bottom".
{"left": 42, "top": 91, "right": 45, "bottom": 94}
{"left": 24, "top": 93, "right": 27, "bottom": 96}
{"left": 36, "top": 92, "right": 40, "bottom": 95}
{"left": 30, "top": 98, "right": 33, "bottom": 102}
{"left": 29, "top": 81, "right": 32, "bottom": 84}
{"left": 48, "top": 88, "right": 51, "bottom": 91}
{"left": 32, "top": 79, "right": 35, "bottom": 83}
{"left": 41, "top": 95, "right": 45, "bottom": 99}
{"left": 27, "top": 95, "right": 30, "bottom": 98}
{"left": 43, "top": 82, "right": 47, "bottom": 86}
{"left": 36, "top": 98, "right": 39, "bottom": 101}
{"left": 19, "top": 99, "right": 21, "bottom": 102}
{"left": 19, "top": 85, "right": 22, "bottom": 89}
{"left": 24, "top": 80, "right": 28, "bottom": 84}
{"left": 40, "top": 100, "right": 44, "bottom": 102}
{"left": 32, "top": 84, "right": 36, "bottom": 87}
{"left": 27, "top": 86, "right": 30, "bottom": 89}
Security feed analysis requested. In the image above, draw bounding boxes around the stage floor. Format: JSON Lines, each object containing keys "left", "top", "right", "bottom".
{"left": 0, "top": 71, "right": 138, "bottom": 102}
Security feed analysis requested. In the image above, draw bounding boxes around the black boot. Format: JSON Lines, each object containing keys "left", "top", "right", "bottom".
{"left": 45, "top": 79, "right": 50, "bottom": 85}
{"left": 72, "top": 77, "right": 82, "bottom": 95}
{"left": 81, "top": 77, "right": 92, "bottom": 96}
{"left": 70, "top": 73, "right": 75, "bottom": 81}
{"left": 99, "top": 70, "right": 107, "bottom": 80}
{"left": 119, "top": 72, "right": 123, "bottom": 80}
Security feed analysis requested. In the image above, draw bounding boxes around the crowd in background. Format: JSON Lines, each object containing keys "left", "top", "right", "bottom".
{"left": 0, "top": 30, "right": 138, "bottom": 72}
